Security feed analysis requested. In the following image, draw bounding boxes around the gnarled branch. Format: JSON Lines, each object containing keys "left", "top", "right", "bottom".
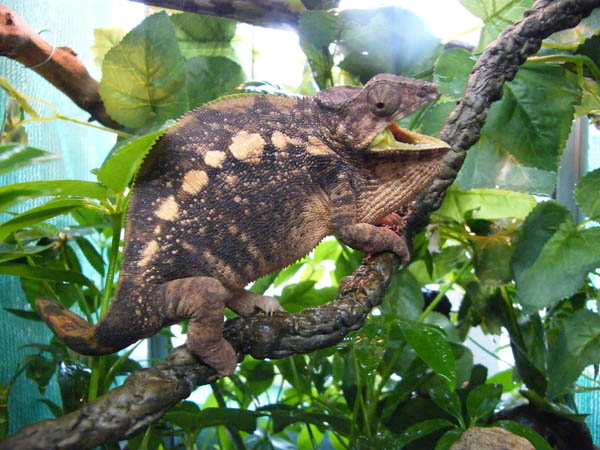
{"left": 0, "top": 0, "right": 598, "bottom": 449}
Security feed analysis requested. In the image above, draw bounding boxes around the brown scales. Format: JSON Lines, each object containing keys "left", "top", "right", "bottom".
{"left": 36, "top": 74, "right": 451, "bottom": 376}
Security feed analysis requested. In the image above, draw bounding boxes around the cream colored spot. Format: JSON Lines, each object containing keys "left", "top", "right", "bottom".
{"left": 204, "top": 151, "right": 226, "bottom": 168}
{"left": 307, "top": 136, "right": 335, "bottom": 156}
{"left": 225, "top": 174, "right": 238, "bottom": 185}
{"left": 155, "top": 196, "right": 179, "bottom": 221}
{"left": 271, "top": 130, "right": 302, "bottom": 151}
{"left": 182, "top": 170, "right": 209, "bottom": 194}
{"left": 229, "top": 130, "right": 265, "bottom": 163}
{"left": 138, "top": 240, "right": 159, "bottom": 267}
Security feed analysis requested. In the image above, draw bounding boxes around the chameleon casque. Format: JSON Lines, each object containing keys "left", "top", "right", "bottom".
{"left": 37, "top": 74, "right": 451, "bottom": 376}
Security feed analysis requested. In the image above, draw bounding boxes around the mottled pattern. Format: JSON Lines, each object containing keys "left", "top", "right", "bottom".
{"left": 37, "top": 74, "right": 451, "bottom": 376}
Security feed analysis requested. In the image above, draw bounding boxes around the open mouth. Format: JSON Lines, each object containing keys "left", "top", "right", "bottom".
{"left": 369, "top": 123, "right": 451, "bottom": 152}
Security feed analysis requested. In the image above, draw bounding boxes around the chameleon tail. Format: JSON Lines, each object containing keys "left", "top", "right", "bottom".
{"left": 35, "top": 298, "right": 124, "bottom": 355}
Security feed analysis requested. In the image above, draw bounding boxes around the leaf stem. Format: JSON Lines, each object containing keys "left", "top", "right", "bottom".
{"left": 418, "top": 261, "right": 470, "bottom": 323}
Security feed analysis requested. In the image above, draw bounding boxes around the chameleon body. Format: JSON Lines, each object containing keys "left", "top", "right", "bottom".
{"left": 37, "top": 74, "right": 450, "bottom": 375}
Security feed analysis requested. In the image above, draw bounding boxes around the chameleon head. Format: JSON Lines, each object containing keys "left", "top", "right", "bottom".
{"left": 315, "top": 73, "right": 450, "bottom": 152}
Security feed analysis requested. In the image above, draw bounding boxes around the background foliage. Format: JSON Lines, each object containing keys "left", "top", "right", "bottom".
{"left": 1, "top": 1, "right": 600, "bottom": 448}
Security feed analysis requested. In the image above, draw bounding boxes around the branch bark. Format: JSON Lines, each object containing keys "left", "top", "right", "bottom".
{"left": 1, "top": 0, "right": 598, "bottom": 449}
{"left": 0, "top": 5, "right": 121, "bottom": 129}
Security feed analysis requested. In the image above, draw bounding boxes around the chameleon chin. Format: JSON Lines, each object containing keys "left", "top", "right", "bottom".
{"left": 36, "top": 74, "right": 451, "bottom": 376}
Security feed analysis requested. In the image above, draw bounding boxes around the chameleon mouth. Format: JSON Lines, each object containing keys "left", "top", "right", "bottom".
{"left": 369, "top": 123, "right": 450, "bottom": 152}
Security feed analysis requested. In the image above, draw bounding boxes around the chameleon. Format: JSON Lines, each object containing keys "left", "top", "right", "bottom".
{"left": 36, "top": 74, "right": 451, "bottom": 376}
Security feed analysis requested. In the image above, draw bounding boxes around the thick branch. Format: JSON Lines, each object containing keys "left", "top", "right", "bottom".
{"left": 1, "top": 0, "right": 598, "bottom": 449}
{"left": 129, "top": 0, "right": 321, "bottom": 29}
{"left": 0, "top": 253, "right": 399, "bottom": 450}
{"left": 0, "top": 5, "right": 120, "bottom": 129}
{"left": 407, "top": 0, "right": 600, "bottom": 234}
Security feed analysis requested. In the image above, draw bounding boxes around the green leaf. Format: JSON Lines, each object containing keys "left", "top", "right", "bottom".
{"left": 167, "top": 407, "right": 258, "bottom": 434}
{"left": 513, "top": 202, "right": 600, "bottom": 312}
{"left": 22, "top": 354, "right": 57, "bottom": 394}
{"left": 493, "top": 420, "right": 553, "bottom": 450}
{"left": 547, "top": 9, "right": 600, "bottom": 47}
{"left": 338, "top": 8, "right": 442, "bottom": 83}
{"left": 481, "top": 65, "right": 580, "bottom": 172}
{"left": 170, "top": 13, "right": 237, "bottom": 60}
{"left": 298, "top": 10, "right": 339, "bottom": 89}
{"left": 0, "top": 243, "right": 54, "bottom": 263}
{"left": 185, "top": 56, "right": 245, "bottom": 109}
{"left": 0, "top": 143, "right": 58, "bottom": 175}
{"left": 435, "top": 186, "right": 536, "bottom": 223}
{"left": 259, "top": 404, "right": 351, "bottom": 436}
{"left": 99, "top": 12, "right": 188, "bottom": 129}
{"left": 0, "top": 263, "right": 96, "bottom": 289}
{"left": 91, "top": 28, "right": 127, "bottom": 68}
{"left": 240, "top": 359, "right": 275, "bottom": 397}
{"left": 0, "top": 198, "right": 106, "bottom": 243}
{"left": 433, "top": 48, "right": 474, "bottom": 99}
{"left": 3, "top": 308, "right": 40, "bottom": 321}
{"left": 575, "top": 167, "right": 600, "bottom": 219}
{"left": 0, "top": 179, "right": 110, "bottom": 213}
{"left": 466, "top": 383, "right": 502, "bottom": 425}
{"left": 458, "top": 0, "right": 534, "bottom": 52}
{"left": 381, "top": 268, "right": 424, "bottom": 321}
{"left": 400, "top": 320, "right": 456, "bottom": 390}
{"left": 75, "top": 237, "right": 105, "bottom": 276}
{"left": 97, "top": 128, "right": 168, "bottom": 193}
{"left": 547, "top": 309, "right": 600, "bottom": 398}
{"left": 471, "top": 229, "right": 518, "bottom": 286}
{"left": 429, "top": 384, "right": 464, "bottom": 427}
{"left": 395, "top": 419, "right": 455, "bottom": 447}
{"left": 456, "top": 138, "right": 556, "bottom": 195}
{"left": 434, "top": 428, "right": 464, "bottom": 450}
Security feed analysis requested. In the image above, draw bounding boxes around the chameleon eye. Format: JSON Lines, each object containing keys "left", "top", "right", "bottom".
{"left": 367, "top": 84, "right": 402, "bottom": 117}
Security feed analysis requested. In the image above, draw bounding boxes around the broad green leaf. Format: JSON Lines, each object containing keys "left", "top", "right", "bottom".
{"left": 99, "top": 12, "right": 188, "bottom": 129}
{"left": 435, "top": 186, "right": 536, "bottom": 222}
{"left": 0, "top": 179, "right": 110, "bottom": 213}
{"left": 412, "top": 98, "right": 456, "bottom": 137}
{"left": 170, "top": 13, "right": 237, "bottom": 60}
{"left": 481, "top": 65, "right": 580, "bottom": 172}
{"left": 91, "top": 28, "right": 127, "bottom": 68}
{"left": 456, "top": 138, "right": 556, "bottom": 195}
{"left": 0, "top": 198, "right": 106, "bottom": 242}
{"left": 458, "top": 0, "right": 534, "bottom": 52}
{"left": 338, "top": 7, "right": 442, "bottom": 83}
{"left": 547, "top": 9, "right": 600, "bottom": 47}
{"left": 0, "top": 263, "right": 96, "bottom": 289}
{"left": 400, "top": 320, "right": 456, "bottom": 390}
{"left": 575, "top": 167, "right": 600, "bottom": 219}
{"left": 381, "top": 268, "right": 424, "bottom": 321}
{"left": 471, "top": 229, "right": 518, "bottom": 286}
{"left": 433, "top": 48, "right": 474, "bottom": 99}
{"left": 547, "top": 308, "right": 600, "bottom": 398}
{"left": 97, "top": 128, "right": 168, "bottom": 193}
{"left": 186, "top": 56, "right": 245, "bottom": 109}
{"left": 513, "top": 202, "right": 600, "bottom": 312}
{"left": 298, "top": 10, "right": 340, "bottom": 89}
{"left": 429, "top": 384, "right": 464, "bottom": 427}
{"left": 487, "top": 369, "right": 519, "bottom": 393}
{"left": 395, "top": 419, "right": 454, "bottom": 447}
{"left": 493, "top": 420, "right": 553, "bottom": 450}
{"left": 466, "top": 383, "right": 502, "bottom": 425}
{"left": 0, "top": 143, "right": 58, "bottom": 175}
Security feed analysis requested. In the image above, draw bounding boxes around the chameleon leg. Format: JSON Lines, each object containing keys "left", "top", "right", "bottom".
{"left": 160, "top": 276, "right": 239, "bottom": 376}
{"left": 226, "top": 290, "right": 280, "bottom": 317}
{"left": 329, "top": 177, "right": 411, "bottom": 263}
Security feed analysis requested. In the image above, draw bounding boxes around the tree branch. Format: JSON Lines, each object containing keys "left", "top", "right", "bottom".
{"left": 0, "top": 0, "right": 598, "bottom": 449}
{"left": 0, "top": 5, "right": 121, "bottom": 129}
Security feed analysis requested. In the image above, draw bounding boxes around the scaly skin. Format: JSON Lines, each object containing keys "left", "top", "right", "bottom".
{"left": 37, "top": 74, "right": 451, "bottom": 376}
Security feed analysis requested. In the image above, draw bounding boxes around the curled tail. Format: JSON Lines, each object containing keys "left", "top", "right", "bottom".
{"left": 36, "top": 298, "right": 131, "bottom": 355}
